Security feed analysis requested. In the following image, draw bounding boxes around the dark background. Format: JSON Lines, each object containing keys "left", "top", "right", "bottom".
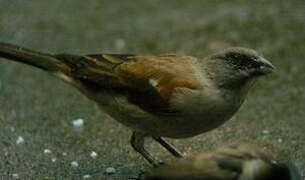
{"left": 0, "top": 0, "right": 304, "bottom": 179}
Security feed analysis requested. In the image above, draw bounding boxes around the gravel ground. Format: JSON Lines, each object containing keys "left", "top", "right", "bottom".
{"left": 0, "top": 0, "right": 304, "bottom": 179}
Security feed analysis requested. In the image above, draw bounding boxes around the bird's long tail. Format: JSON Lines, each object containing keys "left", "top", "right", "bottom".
{"left": 0, "top": 42, "right": 67, "bottom": 72}
{"left": 0, "top": 42, "right": 125, "bottom": 93}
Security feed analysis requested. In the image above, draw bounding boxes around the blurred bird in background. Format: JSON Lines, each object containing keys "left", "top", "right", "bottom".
{"left": 0, "top": 42, "right": 274, "bottom": 165}
{"left": 143, "top": 141, "right": 302, "bottom": 180}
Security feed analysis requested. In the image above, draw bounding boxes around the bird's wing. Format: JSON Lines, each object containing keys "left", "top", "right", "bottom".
{"left": 145, "top": 142, "right": 300, "bottom": 180}
{"left": 144, "top": 143, "right": 253, "bottom": 180}
{"left": 55, "top": 54, "right": 202, "bottom": 114}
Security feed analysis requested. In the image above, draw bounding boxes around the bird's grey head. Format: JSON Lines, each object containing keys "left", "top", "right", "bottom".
{"left": 206, "top": 47, "right": 275, "bottom": 89}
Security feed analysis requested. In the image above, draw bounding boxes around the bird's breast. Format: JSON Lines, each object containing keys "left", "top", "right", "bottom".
{"left": 95, "top": 87, "right": 244, "bottom": 138}
{"left": 155, "top": 88, "right": 242, "bottom": 138}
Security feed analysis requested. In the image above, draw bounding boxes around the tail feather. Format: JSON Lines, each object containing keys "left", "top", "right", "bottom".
{"left": 0, "top": 42, "right": 129, "bottom": 89}
{"left": 0, "top": 42, "right": 62, "bottom": 72}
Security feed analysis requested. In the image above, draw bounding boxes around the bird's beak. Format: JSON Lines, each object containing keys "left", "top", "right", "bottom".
{"left": 255, "top": 57, "right": 275, "bottom": 75}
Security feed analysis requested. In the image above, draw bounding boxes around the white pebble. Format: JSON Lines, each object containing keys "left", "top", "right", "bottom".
{"left": 90, "top": 151, "right": 98, "bottom": 159}
{"left": 71, "top": 161, "right": 79, "bottom": 168}
{"left": 278, "top": 138, "right": 283, "bottom": 143}
{"left": 44, "top": 149, "right": 52, "bottom": 154}
{"left": 72, "top": 119, "right": 85, "bottom": 132}
{"left": 51, "top": 157, "right": 57, "bottom": 163}
{"left": 16, "top": 136, "right": 24, "bottom": 145}
{"left": 62, "top": 152, "right": 67, "bottom": 156}
{"left": 83, "top": 174, "right": 91, "bottom": 179}
{"left": 105, "top": 167, "right": 116, "bottom": 175}
{"left": 262, "top": 130, "right": 270, "bottom": 134}
{"left": 72, "top": 118, "right": 84, "bottom": 127}
{"left": 12, "top": 173, "right": 19, "bottom": 178}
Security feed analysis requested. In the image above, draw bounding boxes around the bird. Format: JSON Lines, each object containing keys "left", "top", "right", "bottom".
{"left": 0, "top": 42, "right": 274, "bottom": 166}
{"left": 143, "top": 141, "right": 302, "bottom": 180}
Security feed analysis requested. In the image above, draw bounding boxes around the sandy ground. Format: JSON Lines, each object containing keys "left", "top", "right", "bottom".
{"left": 0, "top": 0, "right": 304, "bottom": 179}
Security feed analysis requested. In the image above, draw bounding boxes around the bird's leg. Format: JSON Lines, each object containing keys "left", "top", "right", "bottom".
{"left": 130, "top": 131, "right": 162, "bottom": 166}
{"left": 153, "top": 137, "right": 183, "bottom": 158}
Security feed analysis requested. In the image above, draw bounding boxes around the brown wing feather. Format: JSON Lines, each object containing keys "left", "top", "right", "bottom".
{"left": 55, "top": 54, "right": 129, "bottom": 88}
{"left": 115, "top": 55, "right": 202, "bottom": 114}
{"left": 56, "top": 54, "right": 202, "bottom": 114}
{"left": 115, "top": 55, "right": 202, "bottom": 99}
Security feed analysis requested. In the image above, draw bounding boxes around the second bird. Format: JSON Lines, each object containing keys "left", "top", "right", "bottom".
{"left": 0, "top": 42, "right": 274, "bottom": 165}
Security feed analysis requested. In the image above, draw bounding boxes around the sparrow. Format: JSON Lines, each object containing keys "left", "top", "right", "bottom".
{"left": 143, "top": 141, "right": 302, "bottom": 180}
{"left": 0, "top": 42, "right": 274, "bottom": 166}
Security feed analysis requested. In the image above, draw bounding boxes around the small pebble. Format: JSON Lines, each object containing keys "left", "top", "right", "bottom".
{"left": 90, "top": 151, "right": 98, "bottom": 159}
{"left": 278, "top": 138, "right": 283, "bottom": 143}
{"left": 12, "top": 173, "right": 19, "bottom": 178}
{"left": 51, "top": 158, "right": 57, "bottom": 163}
{"left": 105, "top": 167, "right": 116, "bottom": 175}
{"left": 44, "top": 149, "right": 52, "bottom": 154}
{"left": 71, "top": 161, "right": 79, "bottom": 168}
{"left": 72, "top": 118, "right": 84, "bottom": 128}
{"left": 72, "top": 118, "right": 85, "bottom": 132}
{"left": 16, "top": 136, "right": 24, "bottom": 145}
{"left": 262, "top": 130, "right": 270, "bottom": 134}
{"left": 62, "top": 152, "right": 67, "bottom": 156}
{"left": 83, "top": 174, "right": 91, "bottom": 179}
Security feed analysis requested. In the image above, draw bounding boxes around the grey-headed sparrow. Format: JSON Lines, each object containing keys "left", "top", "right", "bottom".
{"left": 0, "top": 42, "right": 274, "bottom": 166}
{"left": 144, "top": 141, "right": 301, "bottom": 180}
